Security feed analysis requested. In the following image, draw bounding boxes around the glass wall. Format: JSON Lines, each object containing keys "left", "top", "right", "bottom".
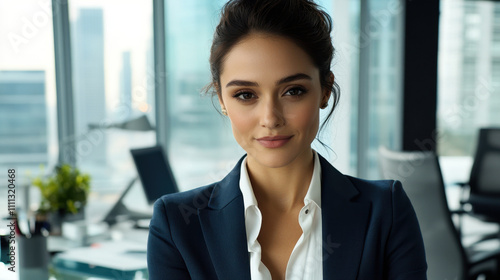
{"left": 315, "top": 0, "right": 356, "bottom": 176}
{"left": 164, "top": 0, "right": 405, "bottom": 191}
{"left": 319, "top": 0, "right": 404, "bottom": 179}
{"left": 0, "top": 0, "right": 58, "bottom": 216}
{"left": 361, "top": 0, "right": 404, "bottom": 179}
{"left": 330, "top": 0, "right": 404, "bottom": 179}
{"left": 165, "top": 0, "right": 246, "bottom": 191}
{"left": 0, "top": 0, "right": 407, "bottom": 214}
{"left": 0, "top": 0, "right": 57, "bottom": 170}
{"left": 164, "top": 0, "right": 352, "bottom": 192}
{"left": 67, "top": 0, "right": 155, "bottom": 215}
{"left": 438, "top": 0, "right": 500, "bottom": 158}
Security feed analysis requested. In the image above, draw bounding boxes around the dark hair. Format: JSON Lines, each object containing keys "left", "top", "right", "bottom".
{"left": 206, "top": 0, "right": 340, "bottom": 135}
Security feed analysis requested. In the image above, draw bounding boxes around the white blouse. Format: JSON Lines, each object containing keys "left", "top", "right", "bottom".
{"left": 239, "top": 150, "right": 323, "bottom": 280}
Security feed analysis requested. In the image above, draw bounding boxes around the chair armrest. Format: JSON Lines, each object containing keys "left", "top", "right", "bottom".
{"left": 452, "top": 181, "right": 469, "bottom": 188}
{"left": 450, "top": 209, "right": 468, "bottom": 215}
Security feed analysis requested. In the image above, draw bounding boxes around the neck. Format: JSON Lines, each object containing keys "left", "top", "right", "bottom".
{"left": 246, "top": 149, "right": 315, "bottom": 212}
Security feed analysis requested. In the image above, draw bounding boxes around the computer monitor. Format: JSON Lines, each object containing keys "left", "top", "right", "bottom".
{"left": 103, "top": 145, "right": 178, "bottom": 225}
{"left": 130, "top": 145, "right": 178, "bottom": 203}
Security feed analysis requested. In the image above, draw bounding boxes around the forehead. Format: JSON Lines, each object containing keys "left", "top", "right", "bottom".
{"left": 220, "top": 33, "right": 319, "bottom": 85}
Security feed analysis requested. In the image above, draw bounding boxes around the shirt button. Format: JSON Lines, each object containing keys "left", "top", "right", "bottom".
{"left": 305, "top": 209, "right": 309, "bottom": 214}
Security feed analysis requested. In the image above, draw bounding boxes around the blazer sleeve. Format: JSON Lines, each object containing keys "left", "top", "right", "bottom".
{"left": 147, "top": 198, "right": 191, "bottom": 280}
{"left": 385, "top": 180, "right": 427, "bottom": 280}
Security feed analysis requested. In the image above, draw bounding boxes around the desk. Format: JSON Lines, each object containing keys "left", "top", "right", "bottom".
{"left": 52, "top": 240, "right": 148, "bottom": 280}
{"left": 0, "top": 220, "right": 149, "bottom": 280}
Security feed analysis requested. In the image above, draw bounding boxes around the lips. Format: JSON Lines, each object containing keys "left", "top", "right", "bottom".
{"left": 257, "top": 135, "right": 293, "bottom": 141}
{"left": 256, "top": 135, "right": 293, "bottom": 148}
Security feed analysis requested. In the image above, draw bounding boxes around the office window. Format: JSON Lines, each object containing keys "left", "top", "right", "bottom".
{"left": 164, "top": 0, "right": 242, "bottom": 191}
{"left": 0, "top": 1, "right": 57, "bottom": 167}
{"left": 68, "top": 1, "right": 155, "bottom": 199}
{"left": 365, "top": 0, "right": 404, "bottom": 178}
{"left": 438, "top": 0, "right": 500, "bottom": 157}
{"left": 0, "top": 0, "right": 58, "bottom": 217}
{"left": 163, "top": 0, "right": 405, "bottom": 190}
{"left": 0, "top": 0, "right": 408, "bottom": 206}
{"left": 329, "top": 0, "right": 404, "bottom": 179}
{"left": 346, "top": 0, "right": 362, "bottom": 174}
{"left": 164, "top": 0, "right": 361, "bottom": 191}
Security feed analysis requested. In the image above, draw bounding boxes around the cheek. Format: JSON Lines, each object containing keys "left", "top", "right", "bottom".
{"left": 229, "top": 111, "right": 255, "bottom": 144}
{"left": 286, "top": 103, "right": 320, "bottom": 135}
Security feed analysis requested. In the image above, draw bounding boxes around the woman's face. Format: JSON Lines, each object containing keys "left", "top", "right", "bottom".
{"left": 218, "top": 32, "right": 331, "bottom": 169}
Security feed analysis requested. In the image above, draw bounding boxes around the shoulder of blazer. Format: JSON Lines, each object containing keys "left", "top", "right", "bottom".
{"left": 341, "top": 175, "right": 410, "bottom": 225}
{"left": 156, "top": 153, "right": 400, "bottom": 210}
{"left": 154, "top": 154, "right": 247, "bottom": 222}
{"left": 316, "top": 153, "right": 399, "bottom": 201}
{"left": 317, "top": 153, "right": 403, "bottom": 215}
{"left": 344, "top": 175, "right": 400, "bottom": 201}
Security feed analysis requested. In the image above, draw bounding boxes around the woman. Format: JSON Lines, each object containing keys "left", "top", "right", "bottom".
{"left": 147, "top": 0, "right": 427, "bottom": 279}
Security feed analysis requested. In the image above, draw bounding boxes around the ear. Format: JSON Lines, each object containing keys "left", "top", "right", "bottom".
{"left": 218, "top": 95, "right": 225, "bottom": 109}
{"left": 321, "top": 72, "right": 334, "bottom": 104}
{"left": 212, "top": 83, "right": 225, "bottom": 108}
{"left": 212, "top": 83, "right": 224, "bottom": 108}
{"left": 217, "top": 95, "right": 225, "bottom": 110}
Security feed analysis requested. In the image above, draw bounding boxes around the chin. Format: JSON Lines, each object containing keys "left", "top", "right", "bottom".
{"left": 247, "top": 148, "right": 301, "bottom": 169}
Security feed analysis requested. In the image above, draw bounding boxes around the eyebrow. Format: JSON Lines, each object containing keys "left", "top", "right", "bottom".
{"left": 225, "top": 73, "right": 312, "bottom": 88}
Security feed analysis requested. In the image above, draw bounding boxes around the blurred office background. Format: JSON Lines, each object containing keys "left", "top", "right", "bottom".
{"left": 0, "top": 0, "right": 500, "bottom": 278}
{"left": 2, "top": 0, "right": 499, "bottom": 200}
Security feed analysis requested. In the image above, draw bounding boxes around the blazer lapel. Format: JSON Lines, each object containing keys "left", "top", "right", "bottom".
{"left": 198, "top": 153, "right": 370, "bottom": 279}
{"left": 198, "top": 155, "right": 251, "bottom": 280}
{"left": 318, "top": 155, "right": 371, "bottom": 279}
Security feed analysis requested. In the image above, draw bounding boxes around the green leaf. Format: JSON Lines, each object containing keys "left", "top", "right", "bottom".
{"left": 31, "top": 164, "right": 91, "bottom": 214}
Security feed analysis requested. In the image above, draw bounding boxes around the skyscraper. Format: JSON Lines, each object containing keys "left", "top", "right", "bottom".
{"left": 0, "top": 70, "right": 47, "bottom": 165}
{"left": 72, "top": 8, "right": 106, "bottom": 163}
{"left": 120, "top": 51, "right": 132, "bottom": 109}
{"left": 438, "top": 1, "right": 500, "bottom": 155}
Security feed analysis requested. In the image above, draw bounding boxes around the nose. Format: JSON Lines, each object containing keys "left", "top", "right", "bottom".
{"left": 259, "top": 97, "right": 285, "bottom": 129}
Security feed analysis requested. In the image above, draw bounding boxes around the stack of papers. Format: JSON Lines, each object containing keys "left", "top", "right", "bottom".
{"left": 52, "top": 240, "right": 147, "bottom": 279}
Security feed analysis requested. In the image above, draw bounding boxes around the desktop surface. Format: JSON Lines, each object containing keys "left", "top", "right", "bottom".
{"left": 0, "top": 220, "right": 149, "bottom": 280}
{"left": 52, "top": 240, "right": 148, "bottom": 280}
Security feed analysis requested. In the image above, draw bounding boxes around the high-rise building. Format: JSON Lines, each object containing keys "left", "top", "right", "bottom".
{"left": 146, "top": 38, "right": 155, "bottom": 125}
{"left": 0, "top": 70, "right": 47, "bottom": 165}
{"left": 72, "top": 8, "right": 106, "bottom": 163}
{"left": 120, "top": 51, "right": 132, "bottom": 109}
{"left": 438, "top": 0, "right": 500, "bottom": 155}
{"left": 166, "top": 0, "right": 232, "bottom": 149}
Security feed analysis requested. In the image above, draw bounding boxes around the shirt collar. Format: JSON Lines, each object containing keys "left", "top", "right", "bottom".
{"left": 239, "top": 150, "right": 322, "bottom": 210}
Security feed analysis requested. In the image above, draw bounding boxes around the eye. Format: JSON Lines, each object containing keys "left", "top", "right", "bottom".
{"left": 233, "top": 91, "right": 256, "bottom": 102}
{"left": 284, "top": 86, "right": 307, "bottom": 97}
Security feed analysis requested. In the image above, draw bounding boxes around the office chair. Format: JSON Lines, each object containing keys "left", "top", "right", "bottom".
{"left": 378, "top": 146, "right": 500, "bottom": 280}
{"left": 461, "top": 128, "right": 500, "bottom": 228}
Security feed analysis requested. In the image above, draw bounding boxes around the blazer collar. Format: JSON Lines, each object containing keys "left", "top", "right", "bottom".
{"left": 206, "top": 154, "right": 247, "bottom": 210}
{"left": 204, "top": 153, "right": 363, "bottom": 208}
{"left": 198, "top": 153, "right": 371, "bottom": 279}
{"left": 198, "top": 154, "right": 251, "bottom": 280}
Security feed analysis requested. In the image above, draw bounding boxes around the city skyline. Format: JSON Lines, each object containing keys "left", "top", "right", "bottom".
{"left": 0, "top": 0, "right": 499, "bottom": 188}
{"left": 438, "top": 0, "right": 500, "bottom": 156}
{"left": 72, "top": 7, "right": 107, "bottom": 164}
{"left": 0, "top": 70, "right": 47, "bottom": 165}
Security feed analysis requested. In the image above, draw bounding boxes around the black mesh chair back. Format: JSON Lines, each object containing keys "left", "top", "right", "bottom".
{"left": 468, "top": 128, "right": 500, "bottom": 222}
{"left": 378, "top": 147, "right": 467, "bottom": 280}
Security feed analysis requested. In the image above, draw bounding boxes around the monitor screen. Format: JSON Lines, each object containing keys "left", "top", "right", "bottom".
{"left": 130, "top": 146, "right": 178, "bottom": 204}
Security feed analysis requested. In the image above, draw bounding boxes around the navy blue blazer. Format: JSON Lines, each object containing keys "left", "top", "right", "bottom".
{"left": 147, "top": 153, "right": 427, "bottom": 279}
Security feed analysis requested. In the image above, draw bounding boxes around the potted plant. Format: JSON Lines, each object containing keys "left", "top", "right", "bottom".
{"left": 32, "top": 164, "right": 91, "bottom": 235}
